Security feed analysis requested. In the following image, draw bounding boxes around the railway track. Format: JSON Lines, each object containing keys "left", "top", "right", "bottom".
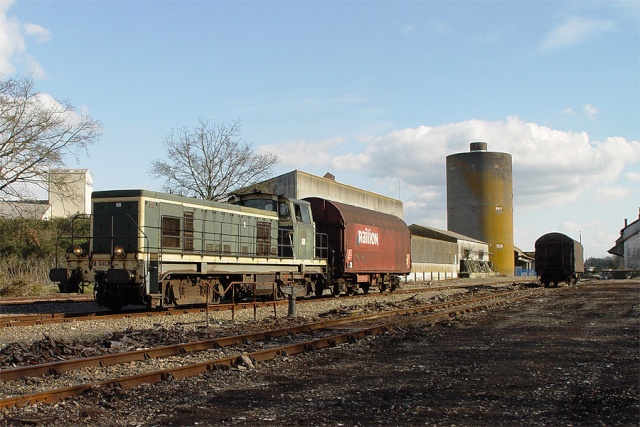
{"left": 0, "top": 294, "right": 95, "bottom": 306}
{"left": 0, "top": 287, "right": 543, "bottom": 410}
{"left": 0, "top": 281, "right": 531, "bottom": 328}
{"left": 0, "top": 301, "right": 283, "bottom": 328}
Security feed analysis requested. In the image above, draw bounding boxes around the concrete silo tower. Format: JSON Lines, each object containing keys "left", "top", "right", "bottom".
{"left": 446, "top": 142, "right": 514, "bottom": 275}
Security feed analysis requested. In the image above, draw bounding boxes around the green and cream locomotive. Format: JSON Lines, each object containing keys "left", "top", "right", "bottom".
{"left": 50, "top": 190, "right": 329, "bottom": 310}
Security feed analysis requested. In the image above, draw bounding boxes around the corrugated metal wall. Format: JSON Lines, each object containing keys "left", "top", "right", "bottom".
{"left": 408, "top": 235, "right": 458, "bottom": 281}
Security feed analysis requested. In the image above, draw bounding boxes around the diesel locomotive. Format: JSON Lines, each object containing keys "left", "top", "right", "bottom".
{"left": 49, "top": 189, "right": 411, "bottom": 310}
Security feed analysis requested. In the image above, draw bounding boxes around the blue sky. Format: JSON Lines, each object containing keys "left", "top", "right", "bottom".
{"left": 1, "top": 0, "right": 638, "bottom": 258}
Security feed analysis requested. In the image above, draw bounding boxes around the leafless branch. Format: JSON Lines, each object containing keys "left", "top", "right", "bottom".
{"left": 150, "top": 119, "right": 279, "bottom": 200}
{"left": 0, "top": 75, "right": 102, "bottom": 200}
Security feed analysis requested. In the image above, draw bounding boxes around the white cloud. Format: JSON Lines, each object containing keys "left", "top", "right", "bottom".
{"left": 258, "top": 137, "right": 345, "bottom": 169}
{"left": 24, "top": 23, "right": 51, "bottom": 43}
{"left": 0, "top": 1, "right": 49, "bottom": 76}
{"left": 591, "top": 186, "right": 632, "bottom": 203}
{"left": 274, "top": 116, "right": 639, "bottom": 214}
{"left": 0, "top": 0, "right": 23, "bottom": 74}
{"left": 626, "top": 172, "right": 640, "bottom": 181}
{"left": 583, "top": 104, "right": 598, "bottom": 120}
{"left": 539, "top": 17, "right": 615, "bottom": 53}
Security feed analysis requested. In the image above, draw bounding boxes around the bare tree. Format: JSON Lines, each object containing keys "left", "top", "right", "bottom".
{"left": 150, "top": 119, "right": 279, "bottom": 201}
{"left": 0, "top": 76, "right": 101, "bottom": 200}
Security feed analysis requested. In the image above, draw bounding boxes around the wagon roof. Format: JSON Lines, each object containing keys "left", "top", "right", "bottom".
{"left": 534, "top": 232, "right": 580, "bottom": 246}
{"left": 304, "top": 197, "right": 408, "bottom": 231}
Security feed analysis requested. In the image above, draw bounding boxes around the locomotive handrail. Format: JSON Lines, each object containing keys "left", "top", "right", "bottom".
{"left": 52, "top": 214, "right": 91, "bottom": 268}
{"left": 314, "top": 232, "right": 330, "bottom": 260}
{"left": 149, "top": 214, "right": 298, "bottom": 260}
{"left": 121, "top": 212, "right": 151, "bottom": 281}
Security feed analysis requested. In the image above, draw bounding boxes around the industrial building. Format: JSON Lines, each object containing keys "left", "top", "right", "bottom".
{"left": 244, "top": 170, "right": 403, "bottom": 218}
{"left": 408, "top": 224, "right": 492, "bottom": 281}
{"left": 446, "top": 142, "right": 515, "bottom": 276}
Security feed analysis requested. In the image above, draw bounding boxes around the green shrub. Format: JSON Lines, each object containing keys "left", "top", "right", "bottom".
{"left": 0, "top": 216, "right": 88, "bottom": 296}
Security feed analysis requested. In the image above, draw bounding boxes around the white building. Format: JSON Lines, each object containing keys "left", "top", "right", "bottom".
{"left": 48, "top": 169, "right": 93, "bottom": 217}
{"left": 0, "top": 200, "right": 51, "bottom": 219}
{"left": 608, "top": 209, "right": 640, "bottom": 270}
{"left": 0, "top": 169, "right": 92, "bottom": 219}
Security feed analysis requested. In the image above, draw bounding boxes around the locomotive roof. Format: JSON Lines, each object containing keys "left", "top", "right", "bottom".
{"left": 91, "top": 189, "right": 278, "bottom": 217}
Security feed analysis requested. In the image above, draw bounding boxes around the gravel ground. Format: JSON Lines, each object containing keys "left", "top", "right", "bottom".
{"left": 2, "top": 278, "right": 637, "bottom": 426}
{"left": 0, "top": 279, "right": 499, "bottom": 348}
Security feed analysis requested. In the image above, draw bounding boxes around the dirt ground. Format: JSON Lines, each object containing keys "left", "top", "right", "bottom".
{"left": 2, "top": 280, "right": 639, "bottom": 426}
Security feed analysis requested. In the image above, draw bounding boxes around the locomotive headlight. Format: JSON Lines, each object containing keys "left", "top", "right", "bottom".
{"left": 72, "top": 245, "right": 83, "bottom": 256}
{"left": 113, "top": 246, "right": 126, "bottom": 258}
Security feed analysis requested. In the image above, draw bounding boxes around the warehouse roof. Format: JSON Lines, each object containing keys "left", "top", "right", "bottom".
{"left": 409, "top": 224, "right": 486, "bottom": 245}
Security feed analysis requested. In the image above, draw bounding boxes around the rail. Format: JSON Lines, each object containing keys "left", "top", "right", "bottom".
{"left": 0, "top": 288, "right": 542, "bottom": 409}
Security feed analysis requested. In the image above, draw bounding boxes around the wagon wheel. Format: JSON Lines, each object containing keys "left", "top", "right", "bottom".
{"left": 332, "top": 279, "right": 345, "bottom": 298}
{"left": 361, "top": 283, "right": 370, "bottom": 294}
{"left": 346, "top": 284, "right": 357, "bottom": 296}
{"left": 390, "top": 276, "right": 400, "bottom": 292}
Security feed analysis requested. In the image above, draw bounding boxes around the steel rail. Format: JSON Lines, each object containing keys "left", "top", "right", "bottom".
{"left": 0, "top": 301, "right": 289, "bottom": 328}
{"left": 0, "top": 288, "right": 542, "bottom": 409}
{"left": 0, "top": 281, "right": 524, "bottom": 328}
{"left": 0, "top": 288, "right": 536, "bottom": 381}
{"left": 0, "top": 295, "right": 95, "bottom": 306}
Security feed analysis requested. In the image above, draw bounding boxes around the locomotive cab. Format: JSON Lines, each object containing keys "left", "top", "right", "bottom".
{"left": 228, "top": 192, "right": 317, "bottom": 261}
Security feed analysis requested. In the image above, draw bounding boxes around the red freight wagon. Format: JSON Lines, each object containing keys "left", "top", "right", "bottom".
{"left": 305, "top": 197, "right": 411, "bottom": 295}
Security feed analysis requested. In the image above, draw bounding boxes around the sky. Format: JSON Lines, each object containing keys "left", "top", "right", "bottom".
{"left": 1, "top": 0, "right": 638, "bottom": 259}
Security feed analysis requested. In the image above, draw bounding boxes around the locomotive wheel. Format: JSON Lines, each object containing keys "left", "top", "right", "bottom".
{"left": 94, "top": 276, "right": 125, "bottom": 311}
{"left": 315, "top": 283, "right": 325, "bottom": 297}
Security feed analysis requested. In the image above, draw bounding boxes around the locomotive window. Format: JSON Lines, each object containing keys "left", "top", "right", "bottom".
{"left": 279, "top": 202, "right": 290, "bottom": 220}
{"left": 294, "top": 204, "right": 311, "bottom": 223}
{"left": 162, "top": 216, "right": 181, "bottom": 248}
{"left": 241, "top": 199, "right": 277, "bottom": 212}
{"left": 183, "top": 212, "right": 194, "bottom": 252}
{"left": 256, "top": 221, "right": 271, "bottom": 256}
